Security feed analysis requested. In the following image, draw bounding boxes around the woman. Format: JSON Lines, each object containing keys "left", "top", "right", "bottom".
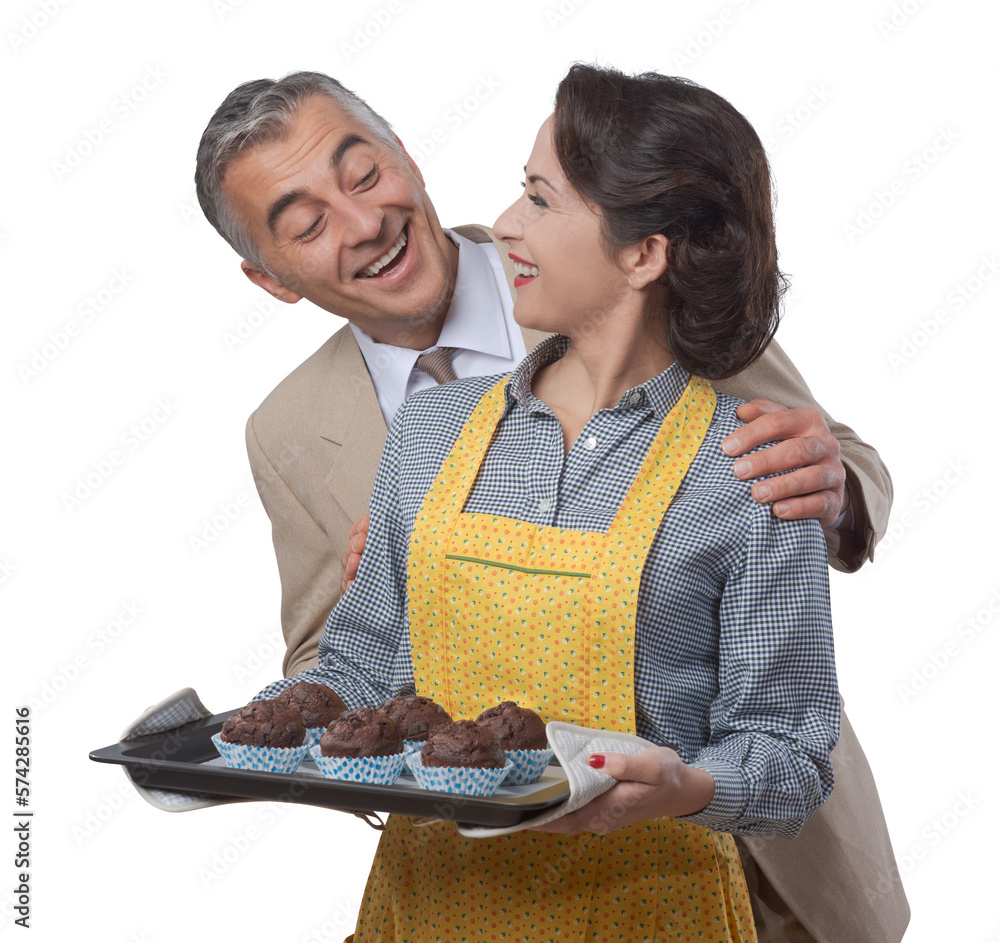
{"left": 263, "top": 64, "right": 839, "bottom": 942}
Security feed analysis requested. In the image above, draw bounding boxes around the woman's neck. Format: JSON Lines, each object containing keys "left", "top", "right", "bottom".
{"left": 532, "top": 306, "right": 674, "bottom": 451}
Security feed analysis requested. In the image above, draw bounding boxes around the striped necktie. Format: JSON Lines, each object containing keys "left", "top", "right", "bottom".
{"left": 415, "top": 347, "right": 458, "bottom": 384}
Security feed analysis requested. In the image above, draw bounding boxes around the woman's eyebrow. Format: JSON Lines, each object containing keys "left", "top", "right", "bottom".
{"left": 525, "top": 166, "right": 558, "bottom": 192}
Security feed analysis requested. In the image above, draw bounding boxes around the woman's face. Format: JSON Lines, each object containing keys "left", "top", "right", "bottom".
{"left": 493, "top": 116, "right": 631, "bottom": 337}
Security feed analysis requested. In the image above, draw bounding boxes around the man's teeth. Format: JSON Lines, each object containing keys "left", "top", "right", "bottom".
{"left": 513, "top": 261, "right": 539, "bottom": 278}
{"left": 362, "top": 230, "right": 407, "bottom": 277}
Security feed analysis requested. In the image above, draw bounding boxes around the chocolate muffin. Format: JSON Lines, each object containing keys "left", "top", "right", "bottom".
{"left": 475, "top": 701, "right": 548, "bottom": 751}
{"left": 320, "top": 708, "right": 403, "bottom": 759}
{"left": 377, "top": 695, "right": 452, "bottom": 741}
{"left": 421, "top": 720, "right": 506, "bottom": 769}
{"left": 220, "top": 699, "right": 305, "bottom": 748}
{"left": 274, "top": 681, "right": 347, "bottom": 729}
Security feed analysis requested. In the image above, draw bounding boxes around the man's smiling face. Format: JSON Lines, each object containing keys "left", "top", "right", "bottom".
{"left": 223, "top": 94, "right": 459, "bottom": 347}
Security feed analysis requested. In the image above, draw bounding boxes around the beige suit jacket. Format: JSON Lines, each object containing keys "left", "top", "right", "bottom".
{"left": 246, "top": 224, "right": 907, "bottom": 943}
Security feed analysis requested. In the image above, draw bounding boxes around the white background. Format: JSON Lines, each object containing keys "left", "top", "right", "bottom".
{"left": 4, "top": 0, "right": 998, "bottom": 940}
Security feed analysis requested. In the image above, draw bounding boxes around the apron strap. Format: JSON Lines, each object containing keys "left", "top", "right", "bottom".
{"left": 605, "top": 374, "right": 716, "bottom": 545}
{"left": 413, "top": 376, "right": 508, "bottom": 515}
{"left": 588, "top": 375, "right": 716, "bottom": 732}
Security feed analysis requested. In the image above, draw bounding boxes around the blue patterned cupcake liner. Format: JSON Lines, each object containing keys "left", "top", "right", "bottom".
{"left": 403, "top": 739, "right": 425, "bottom": 755}
{"left": 304, "top": 726, "right": 326, "bottom": 749}
{"left": 504, "top": 747, "right": 554, "bottom": 785}
{"left": 211, "top": 732, "right": 309, "bottom": 774}
{"left": 308, "top": 745, "right": 406, "bottom": 785}
{"left": 405, "top": 752, "right": 513, "bottom": 796}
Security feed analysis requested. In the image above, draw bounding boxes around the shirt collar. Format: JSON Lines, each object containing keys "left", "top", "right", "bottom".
{"left": 505, "top": 334, "right": 692, "bottom": 420}
{"left": 433, "top": 229, "right": 512, "bottom": 358}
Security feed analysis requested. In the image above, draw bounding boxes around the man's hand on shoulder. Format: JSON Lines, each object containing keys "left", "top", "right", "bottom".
{"left": 340, "top": 515, "right": 370, "bottom": 597}
{"left": 722, "top": 399, "right": 848, "bottom": 528}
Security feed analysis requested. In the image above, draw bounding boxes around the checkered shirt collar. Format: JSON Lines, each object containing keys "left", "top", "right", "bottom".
{"left": 504, "top": 334, "right": 693, "bottom": 421}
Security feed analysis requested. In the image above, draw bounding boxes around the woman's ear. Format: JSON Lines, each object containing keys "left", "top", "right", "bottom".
{"left": 622, "top": 234, "right": 669, "bottom": 290}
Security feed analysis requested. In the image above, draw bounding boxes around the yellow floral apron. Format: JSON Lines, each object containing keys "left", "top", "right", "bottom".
{"left": 351, "top": 375, "right": 756, "bottom": 943}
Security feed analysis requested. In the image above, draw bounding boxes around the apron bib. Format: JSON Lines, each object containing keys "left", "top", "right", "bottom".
{"left": 351, "top": 375, "right": 756, "bottom": 942}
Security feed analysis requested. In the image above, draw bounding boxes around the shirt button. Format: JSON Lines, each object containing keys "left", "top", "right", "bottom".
{"left": 538, "top": 498, "right": 552, "bottom": 513}
{"left": 628, "top": 393, "right": 641, "bottom": 406}
{"left": 583, "top": 436, "right": 598, "bottom": 451}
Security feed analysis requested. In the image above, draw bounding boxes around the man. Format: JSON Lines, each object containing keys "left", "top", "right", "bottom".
{"left": 195, "top": 71, "right": 907, "bottom": 943}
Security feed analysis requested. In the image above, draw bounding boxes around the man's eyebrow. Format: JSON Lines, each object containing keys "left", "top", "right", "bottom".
{"left": 267, "top": 188, "right": 309, "bottom": 235}
{"left": 525, "top": 166, "right": 558, "bottom": 192}
{"left": 266, "top": 134, "right": 371, "bottom": 235}
{"left": 333, "top": 133, "right": 369, "bottom": 168}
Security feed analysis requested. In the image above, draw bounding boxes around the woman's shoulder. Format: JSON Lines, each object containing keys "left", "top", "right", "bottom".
{"left": 701, "top": 389, "right": 750, "bottom": 455}
{"left": 708, "top": 388, "right": 745, "bottom": 429}
{"left": 683, "top": 388, "right": 781, "bottom": 493}
{"left": 678, "top": 387, "right": 826, "bottom": 563}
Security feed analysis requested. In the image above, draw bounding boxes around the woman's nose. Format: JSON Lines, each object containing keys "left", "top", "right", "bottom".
{"left": 493, "top": 197, "right": 523, "bottom": 244}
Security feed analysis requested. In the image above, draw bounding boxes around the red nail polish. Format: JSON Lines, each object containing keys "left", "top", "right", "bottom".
{"left": 588, "top": 754, "right": 605, "bottom": 769}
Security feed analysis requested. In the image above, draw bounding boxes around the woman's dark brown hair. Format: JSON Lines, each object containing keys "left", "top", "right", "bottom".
{"left": 553, "top": 64, "right": 787, "bottom": 379}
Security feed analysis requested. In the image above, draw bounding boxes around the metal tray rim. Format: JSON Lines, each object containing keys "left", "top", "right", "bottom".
{"left": 90, "top": 709, "right": 569, "bottom": 827}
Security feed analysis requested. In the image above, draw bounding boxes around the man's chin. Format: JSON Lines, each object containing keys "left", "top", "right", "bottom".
{"left": 350, "top": 285, "right": 453, "bottom": 347}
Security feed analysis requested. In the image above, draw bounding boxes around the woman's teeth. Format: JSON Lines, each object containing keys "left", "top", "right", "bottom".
{"left": 513, "top": 260, "right": 539, "bottom": 278}
{"left": 362, "top": 230, "right": 407, "bottom": 277}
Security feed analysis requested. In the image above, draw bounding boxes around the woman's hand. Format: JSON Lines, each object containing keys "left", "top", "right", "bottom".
{"left": 532, "top": 747, "right": 715, "bottom": 835}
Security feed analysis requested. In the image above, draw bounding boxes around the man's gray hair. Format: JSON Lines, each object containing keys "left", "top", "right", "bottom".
{"left": 195, "top": 71, "right": 401, "bottom": 272}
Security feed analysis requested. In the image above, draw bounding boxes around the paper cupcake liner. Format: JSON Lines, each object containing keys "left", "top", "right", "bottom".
{"left": 405, "top": 752, "right": 513, "bottom": 797}
{"left": 504, "top": 747, "right": 554, "bottom": 785}
{"left": 403, "top": 739, "right": 425, "bottom": 755}
{"left": 305, "top": 726, "right": 326, "bottom": 749}
{"left": 308, "top": 745, "right": 406, "bottom": 785}
{"left": 211, "top": 732, "right": 309, "bottom": 774}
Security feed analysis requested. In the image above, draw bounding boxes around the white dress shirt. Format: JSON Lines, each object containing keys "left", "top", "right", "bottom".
{"left": 349, "top": 228, "right": 526, "bottom": 427}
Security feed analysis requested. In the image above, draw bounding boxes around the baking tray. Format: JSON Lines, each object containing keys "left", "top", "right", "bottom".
{"left": 89, "top": 710, "right": 570, "bottom": 827}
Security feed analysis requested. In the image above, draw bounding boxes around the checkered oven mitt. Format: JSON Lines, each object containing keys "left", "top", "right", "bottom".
{"left": 119, "top": 687, "right": 239, "bottom": 813}
{"left": 456, "top": 721, "right": 657, "bottom": 838}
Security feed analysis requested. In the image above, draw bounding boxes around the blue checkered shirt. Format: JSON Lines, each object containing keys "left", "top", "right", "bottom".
{"left": 258, "top": 335, "right": 839, "bottom": 837}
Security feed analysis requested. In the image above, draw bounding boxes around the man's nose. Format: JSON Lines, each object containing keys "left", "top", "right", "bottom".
{"left": 337, "top": 195, "right": 384, "bottom": 247}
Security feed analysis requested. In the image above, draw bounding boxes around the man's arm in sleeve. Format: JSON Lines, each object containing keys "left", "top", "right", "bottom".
{"left": 246, "top": 413, "right": 345, "bottom": 678}
{"left": 255, "top": 410, "right": 414, "bottom": 706}
{"left": 715, "top": 338, "right": 892, "bottom": 573}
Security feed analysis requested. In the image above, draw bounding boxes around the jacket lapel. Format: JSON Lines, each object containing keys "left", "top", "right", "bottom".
{"left": 320, "top": 328, "right": 388, "bottom": 524}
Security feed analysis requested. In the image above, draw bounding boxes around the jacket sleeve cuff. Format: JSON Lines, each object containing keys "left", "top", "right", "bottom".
{"left": 823, "top": 467, "right": 873, "bottom": 573}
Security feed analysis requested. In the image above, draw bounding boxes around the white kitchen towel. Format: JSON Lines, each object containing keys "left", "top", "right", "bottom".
{"left": 118, "top": 689, "right": 381, "bottom": 826}
{"left": 119, "top": 687, "right": 239, "bottom": 813}
{"left": 456, "top": 721, "right": 656, "bottom": 838}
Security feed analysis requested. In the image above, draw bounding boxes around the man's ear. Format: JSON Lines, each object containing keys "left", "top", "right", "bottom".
{"left": 394, "top": 135, "right": 425, "bottom": 187}
{"left": 622, "top": 233, "right": 670, "bottom": 290}
{"left": 240, "top": 261, "right": 303, "bottom": 304}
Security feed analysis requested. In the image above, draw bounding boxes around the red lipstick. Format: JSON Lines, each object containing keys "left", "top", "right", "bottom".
{"left": 508, "top": 252, "right": 538, "bottom": 289}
